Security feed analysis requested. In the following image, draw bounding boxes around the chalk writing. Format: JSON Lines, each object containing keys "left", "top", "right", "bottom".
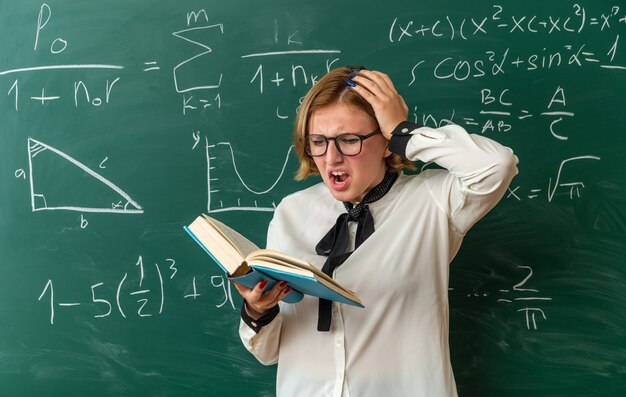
{"left": 506, "top": 155, "right": 602, "bottom": 202}
{"left": 398, "top": 4, "right": 626, "bottom": 84}
{"left": 389, "top": 4, "right": 625, "bottom": 42}
{"left": 411, "top": 80, "right": 602, "bottom": 204}
{"left": 37, "top": 256, "right": 236, "bottom": 325}
{"left": 172, "top": 24, "right": 224, "bottom": 93}
{"left": 34, "top": 3, "right": 68, "bottom": 54}
{"left": 0, "top": 4, "right": 124, "bottom": 111}
{"left": 26, "top": 138, "right": 143, "bottom": 215}
{"left": 205, "top": 137, "right": 290, "bottom": 213}
{"left": 498, "top": 265, "right": 553, "bottom": 330}
{"left": 0, "top": 4, "right": 610, "bottom": 215}
{"left": 448, "top": 86, "right": 576, "bottom": 137}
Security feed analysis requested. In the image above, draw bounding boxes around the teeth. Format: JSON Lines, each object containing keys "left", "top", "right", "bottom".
{"left": 331, "top": 171, "right": 347, "bottom": 186}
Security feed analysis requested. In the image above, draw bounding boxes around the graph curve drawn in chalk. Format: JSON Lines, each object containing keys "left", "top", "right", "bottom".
{"left": 215, "top": 141, "right": 294, "bottom": 195}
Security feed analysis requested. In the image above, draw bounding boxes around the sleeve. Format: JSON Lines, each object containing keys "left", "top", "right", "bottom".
{"left": 237, "top": 212, "right": 284, "bottom": 366}
{"left": 240, "top": 301, "right": 280, "bottom": 333}
{"left": 239, "top": 307, "right": 283, "bottom": 366}
{"left": 389, "top": 121, "right": 519, "bottom": 235}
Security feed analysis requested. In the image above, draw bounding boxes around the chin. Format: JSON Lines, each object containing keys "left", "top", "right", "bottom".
{"left": 325, "top": 185, "right": 360, "bottom": 203}
{"left": 330, "top": 192, "right": 357, "bottom": 203}
{"left": 321, "top": 176, "right": 362, "bottom": 203}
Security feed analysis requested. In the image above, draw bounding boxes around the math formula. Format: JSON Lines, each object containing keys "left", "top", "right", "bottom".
{"left": 37, "top": 256, "right": 237, "bottom": 325}
{"left": 0, "top": 2, "right": 621, "bottom": 336}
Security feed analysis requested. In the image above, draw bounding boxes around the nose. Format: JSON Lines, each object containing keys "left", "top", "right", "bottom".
{"left": 324, "top": 139, "right": 343, "bottom": 164}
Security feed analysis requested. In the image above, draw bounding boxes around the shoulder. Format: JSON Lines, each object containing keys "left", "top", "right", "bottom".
{"left": 371, "top": 170, "right": 450, "bottom": 211}
{"left": 278, "top": 182, "right": 330, "bottom": 208}
{"left": 394, "top": 169, "right": 451, "bottom": 193}
{"left": 267, "top": 182, "right": 344, "bottom": 251}
{"left": 388, "top": 169, "right": 456, "bottom": 213}
{"left": 272, "top": 182, "right": 343, "bottom": 225}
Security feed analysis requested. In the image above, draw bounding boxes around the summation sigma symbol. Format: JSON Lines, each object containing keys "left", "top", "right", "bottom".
{"left": 172, "top": 13, "right": 224, "bottom": 94}
{"left": 175, "top": 11, "right": 340, "bottom": 211}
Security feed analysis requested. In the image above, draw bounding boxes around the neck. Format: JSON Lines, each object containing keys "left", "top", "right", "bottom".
{"left": 346, "top": 170, "right": 398, "bottom": 207}
{"left": 350, "top": 169, "right": 388, "bottom": 204}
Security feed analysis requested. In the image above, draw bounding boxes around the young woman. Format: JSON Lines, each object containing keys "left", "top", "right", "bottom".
{"left": 232, "top": 67, "right": 519, "bottom": 396}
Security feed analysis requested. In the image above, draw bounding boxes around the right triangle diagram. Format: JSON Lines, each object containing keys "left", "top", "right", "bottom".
{"left": 27, "top": 137, "right": 143, "bottom": 214}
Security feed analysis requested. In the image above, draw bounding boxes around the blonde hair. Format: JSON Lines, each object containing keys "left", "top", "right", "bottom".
{"left": 293, "top": 66, "right": 415, "bottom": 180}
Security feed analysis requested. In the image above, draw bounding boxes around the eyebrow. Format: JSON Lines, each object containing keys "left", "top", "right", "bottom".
{"left": 307, "top": 129, "right": 379, "bottom": 136}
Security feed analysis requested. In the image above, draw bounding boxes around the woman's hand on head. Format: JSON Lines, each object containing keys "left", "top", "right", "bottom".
{"left": 349, "top": 70, "right": 408, "bottom": 140}
{"left": 231, "top": 279, "right": 291, "bottom": 320}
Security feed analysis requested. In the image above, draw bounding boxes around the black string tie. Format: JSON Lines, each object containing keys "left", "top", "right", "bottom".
{"left": 315, "top": 171, "right": 399, "bottom": 331}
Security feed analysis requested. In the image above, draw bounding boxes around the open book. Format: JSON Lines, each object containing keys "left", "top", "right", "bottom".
{"left": 184, "top": 214, "right": 363, "bottom": 307}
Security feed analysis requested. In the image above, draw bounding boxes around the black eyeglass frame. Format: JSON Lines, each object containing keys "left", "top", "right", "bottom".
{"left": 304, "top": 129, "right": 381, "bottom": 157}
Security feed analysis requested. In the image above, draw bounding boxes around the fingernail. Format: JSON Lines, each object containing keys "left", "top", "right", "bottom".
{"left": 348, "top": 73, "right": 356, "bottom": 78}
{"left": 279, "top": 281, "right": 288, "bottom": 287}
{"left": 283, "top": 287, "right": 292, "bottom": 294}
{"left": 344, "top": 79, "right": 356, "bottom": 87}
{"left": 259, "top": 280, "right": 268, "bottom": 289}
{"left": 352, "top": 69, "right": 361, "bottom": 72}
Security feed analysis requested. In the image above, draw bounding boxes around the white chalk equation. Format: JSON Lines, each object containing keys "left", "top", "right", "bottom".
{"left": 37, "top": 255, "right": 237, "bottom": 325}
{"left": 459, "top": 264, "right": 553, "bottom": 331}
{"left": 171, "top": 11, "right": 340, "bottom": 212}
{"left": 171, "top": 10, "right": 224, "bottom": 115}
{"left": 469, "top": 86, "right": 574, "bottom": 140}
{"left": 506, "top": 155, "right": 602, "bottom": 202}
{"left": 399, "top": 4, "right": 626, "bottom": 81}
{"left": 25, "top": 138, "right": 143, "bottom": 214}
{"left": 2, "top": 69, "right": 123, "bottom": 111}
{"left": 241, "top": 17, "right": 341, "bottom": 96}
{"left": 390, "top": 4, "right": 625, "bottom": 42}
{"left": 411, "top": 85, "right": 576, "bottom": 139}
{"left": 0, "top": 3, "right": 126, "bottom": 111}
{"left": 407, "top": 40, "right": 624, "bottom": 82}
{"left": 172, "top": 10, "right": 342, "bottom": 116}
{"left": 498, "top": 265, "right": 553, "bottom": 331}
{"left": 0, "top": 4, "right": 616, "bottom": 216}
{"left": 409, "top": 83, "right": 601, "bottom": 204}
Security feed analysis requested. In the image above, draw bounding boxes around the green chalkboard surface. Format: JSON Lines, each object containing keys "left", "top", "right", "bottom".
{"left": 1, "top": 1, "right": 625, "bottom": 396}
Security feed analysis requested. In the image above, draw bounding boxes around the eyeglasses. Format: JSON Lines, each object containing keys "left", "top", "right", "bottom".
{"left": 305, "top": 129, "right": 381, "bottom": 157}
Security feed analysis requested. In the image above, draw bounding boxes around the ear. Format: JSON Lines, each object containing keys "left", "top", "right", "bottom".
{"left": 383, "top": 144, "right": 392, "bottom": 158}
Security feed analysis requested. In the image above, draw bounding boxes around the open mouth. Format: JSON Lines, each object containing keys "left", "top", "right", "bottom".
{"left": 330, "top": 171, "right": 350, "bottom": 186}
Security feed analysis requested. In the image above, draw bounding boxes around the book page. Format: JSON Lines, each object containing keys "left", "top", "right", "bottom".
{"left": 201, "top": 215, "right": 260, "bottom": 258}
{"left": 314, "top": 274, "right": 360, "bottom": 302}
{"left": 187, "top": 218, "right": 244, "bottom": 274}
{"left": 246, "top": 258, "right": 313, "bottom": 278}
{"left": 250, "top": 249, "right": 337, "bottom": 283}
{"left": 249, "top": 251, "right": 359, "bottom": 300}
{"left": 197, "top": 216, "right": 359, "bottom": 303}
{"left": 249, "top": 262, "right": 361, "bottom": 306}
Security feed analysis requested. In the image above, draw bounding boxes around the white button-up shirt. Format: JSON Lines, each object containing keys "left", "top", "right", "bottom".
{"left": 239, "top": 124, "right": 518, "bottom": 396}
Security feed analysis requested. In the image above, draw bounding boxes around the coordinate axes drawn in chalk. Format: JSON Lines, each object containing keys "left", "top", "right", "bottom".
{"left": 27, "top": 138, "right": 143, "bottom": 214}
{"left": 205, "top": 138, "right": 294, "bottom": 213}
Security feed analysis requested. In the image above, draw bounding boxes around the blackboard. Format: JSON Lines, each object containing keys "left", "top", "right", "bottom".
{"left": 1, "top": 1, "right": 625, "bottom": 396}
